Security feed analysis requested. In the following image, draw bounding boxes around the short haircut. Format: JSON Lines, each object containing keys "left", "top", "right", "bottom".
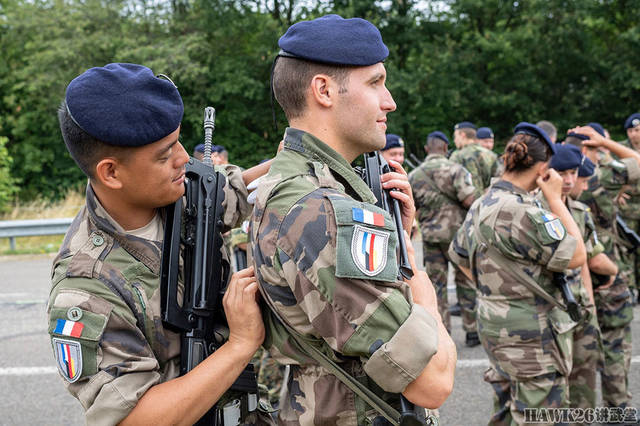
{"left": 273, "top": 56, "right": 351, "bottom": 121}
{"left": 564, "top": 135, "right": 584, "bottom": 149}
{"left": 58, "top": 100, "right": 132, "bottom": 179}
{"left": 426, "top": 136, "right": 448, "bottom": 151}
{"left": 536, "top": 120, "right": 557, "bottom": 141}
{"left": 457, "top": 127, "right": 476, "bottom": 139}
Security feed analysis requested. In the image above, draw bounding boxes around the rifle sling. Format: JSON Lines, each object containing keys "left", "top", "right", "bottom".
{"left": 261, "top": 292, "right": 403, "bottom": 425}
{"left": 471, "top": 201, "right": 568, "bottom": 312}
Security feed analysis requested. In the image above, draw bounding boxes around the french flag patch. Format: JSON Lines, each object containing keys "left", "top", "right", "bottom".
{"left": 54, "top": 319, "right": 84, "bottom": 338}
{"left": 352, "top": 207, "right": 385, "bottom": 227}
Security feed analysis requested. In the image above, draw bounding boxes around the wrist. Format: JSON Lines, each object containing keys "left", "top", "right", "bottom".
{"left": 225, "top": 337, "right": 260, "bottom": 362}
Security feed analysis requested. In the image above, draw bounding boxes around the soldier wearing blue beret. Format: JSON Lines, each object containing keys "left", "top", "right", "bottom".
{"left": 566, "top": 124, "right": 640, "bottom": 410}
{"left": 380, "top": 133, "right": 405, "bottom": 165}
{"left": 49, "top": 63, "right": 270, "bottom": 425}
{"left": 254, "top": 14, "right": 456, "bottom": 425}
{"left": 476, "top": 127, "right": 495, "bottom": 150}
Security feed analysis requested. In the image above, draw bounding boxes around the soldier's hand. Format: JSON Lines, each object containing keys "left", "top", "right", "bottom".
{"left": 595, "top": 275, "right": 616, "bottom": 291}
{"left": 382, "top": 159, "right": 416, "bottom": 231}
{"left": 568, "top": 126, "right": 606, "bottom": 147}
{"left": 616, "top": 187, "right": 631, "bottom": 207}
{"left": 224, "top": 266, "right": 265, "bottom": 355}
{"left": 537, "top": 168, "right": 563, "bottom": 202}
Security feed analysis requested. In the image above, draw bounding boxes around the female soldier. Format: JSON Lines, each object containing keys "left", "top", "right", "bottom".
{"left": 449, "top": 122, "right": 586, "bottom": 425}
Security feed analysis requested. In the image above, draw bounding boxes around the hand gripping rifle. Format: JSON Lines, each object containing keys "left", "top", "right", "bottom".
{"left": 160, "top": 107, "right": 258, "bottom": 425}
{"left": 360, "top": 152, "right": 433, "bottom": 426}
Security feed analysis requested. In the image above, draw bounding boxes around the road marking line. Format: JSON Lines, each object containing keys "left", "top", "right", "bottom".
{"left": 2, "top": 357, "right": 639, "bottom": 376}
{"left": 0, "top": 367, "right": 57, "bottom": 376}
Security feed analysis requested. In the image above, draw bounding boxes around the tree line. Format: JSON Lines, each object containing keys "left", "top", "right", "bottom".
{"left": 0, "top": 0, "right": 638, "bottom": 206}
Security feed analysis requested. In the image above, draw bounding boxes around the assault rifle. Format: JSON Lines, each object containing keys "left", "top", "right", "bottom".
{"left": 616, "top": 214, "right": 640, "bottom": 251}
{"left": 160, "top": 107, "right": 258, "bottom": 425}
{"left": 552, "top": 272, "right": 582, "bottom": 322}
{"left": 360, "top": 151, "right": 431, "bottom": 426}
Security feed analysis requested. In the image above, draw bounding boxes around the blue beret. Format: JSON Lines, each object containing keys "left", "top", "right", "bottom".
{"left": 587, "top": 122, "right": 605, "bottom": 137}
{"left": 477, "top": 127, "right": 494, "bottom": 139}
{"left": 213, "top": 145, "right": 227, "bottom": 153}
{"left": 578, "top": 156, "right": 596, "bottom": 177}
{"left": 194, "top": 144, "right": 205, "bottom": 153}
{"left": 454, "top": 121, "right": 476, "bottom": 130}
{"left": 382, "top": 134, "right": 404, "bottom": 151}
{"left": 278, "top": 14, "right": 388, "bottom": 66}
{"left": 427, "top": 131, "right": 449, "bottom": 145}
{"left": 567, "top": 132, "right": 590, "bottom": 141}
{"left": 550, "top": 144, "right": 582, "bottom": 171}
{"left": 624, "top": 113, "right": 640, "bottom": 130}
{"left": 65, "top": 63, "right": 183, "bottom": 146}
{"left": 513, "top": 122, "right": 556, "bottom": 154}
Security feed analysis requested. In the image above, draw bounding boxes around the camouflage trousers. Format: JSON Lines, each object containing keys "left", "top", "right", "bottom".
{"left": 568, "top": 303, "right": 601, "bottom": 409}
{"left": 252, "top": 347, "right": 285, "bottom": 407}
{"left": 484, "top": 367, "right": 569, "bottom": 426}
{"left": 595, "top": 275, "right": 634, "bottom": 408}
{"left": 422, "top": 241, "right": 477, "bottom": 333}
{"left": 618, "top": 217, "right": 639, "bottom": 293}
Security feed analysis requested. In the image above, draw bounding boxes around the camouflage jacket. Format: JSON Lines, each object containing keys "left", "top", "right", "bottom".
{"left": 250, "top": 128, "right": 439, "bottom": 425}
{"left": 615, "top": 139, "right": 640, "bottom": 221}
{"left": 409, "top": 153, "right": 476, "bottom": 243}
{"left": 536, "top": 193, "right": 603, "bottom": 305}
{"left": 578, "top": 156, "right": 640, "bottom": 254}
{"left": 449, "top": 180, "right": 577, "bottom": 380}
{"left": 46, "top": 164, "right": 250, "bottom": 426}
{"left": 449, "top": 143, "right": 499, "bottom": 197}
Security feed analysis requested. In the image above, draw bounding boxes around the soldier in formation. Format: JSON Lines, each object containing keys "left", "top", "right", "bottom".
{"left": 250, "top": 14, "right": 457, "bottom": 425}
{"left": 409, "top": 131, "right": 476, "bottom": 333}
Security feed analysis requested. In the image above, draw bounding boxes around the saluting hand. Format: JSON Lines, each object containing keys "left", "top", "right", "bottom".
{"left": 568, "top": 126, "right": 606, "bottom": 148}
{"left": 537, "top": 168, "right": 563, "bottom": 202}
{"left": 381, "top": 159, "right": 416, "bottom": 231}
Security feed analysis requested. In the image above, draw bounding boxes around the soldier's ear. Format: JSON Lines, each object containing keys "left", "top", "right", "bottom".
{"left": 94, "top": 157, "right": 124, "bottom": 190}
{"left": 309, "top": 74, "right": 334, "bottom": 108}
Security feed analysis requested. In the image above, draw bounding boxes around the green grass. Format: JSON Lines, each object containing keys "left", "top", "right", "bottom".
{"left": 0, "top": 191, "right": 83, "bottom": 255}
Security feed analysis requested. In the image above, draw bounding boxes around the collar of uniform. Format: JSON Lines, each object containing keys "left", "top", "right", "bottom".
{"left": 491, "top": 179, "right": 530, "bottom": 196}
{"left": 425, "top": 153, "right": 446, "bottom": 160}
{"left": 85, "top": 183, "right": 162, "bottom": 274}
{"left": 283, "top": 127, "right": 377, "bottom": 204}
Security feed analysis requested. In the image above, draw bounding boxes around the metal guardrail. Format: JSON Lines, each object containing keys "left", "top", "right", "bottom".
{"left": 0, "top": 218, "right": 73, "bottom": 250}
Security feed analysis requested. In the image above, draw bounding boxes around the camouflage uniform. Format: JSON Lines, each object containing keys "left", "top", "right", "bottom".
{"left": 46, "top": 165, "right": 251, "bottom": 426}
{"left": 616, "top": 139, "right": 640, "bottom": 295}
{"left": 578, "top": 156, "right": 640, "bottom": 408}
{"left": 449, "top": 180, "right": 578, "bottom": 426}
{"left": 449, "top": 143, "right": 500, "bottom": 335}
{"left": 251, "top": 128, "right": 440, "bottom": 425}
{"left": 408, "top": 153, "right": 476, "bottom": 332}
{"left": 537, "top": 193, "right": 604, "bottom": 409}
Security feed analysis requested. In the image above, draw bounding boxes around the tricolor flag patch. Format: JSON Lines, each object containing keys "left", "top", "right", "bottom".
{"left": 54, "top": 319, "right": 84, "bottom": 338}
{"left": 352, "top": 207, "right": 385, "bottom": 227}
{"left": 351, "top": 225, "right": 389, "bottom": 276}
{"left": 542, "top": 213, "right": 565, "bottom": 241}
{"left": 52, "top": 337, "right": 83, "bottom": 383}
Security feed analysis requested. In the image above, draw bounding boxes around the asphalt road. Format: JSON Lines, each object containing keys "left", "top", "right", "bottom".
{"left": 1, "top": 254, "right": 639, "bottom": 425}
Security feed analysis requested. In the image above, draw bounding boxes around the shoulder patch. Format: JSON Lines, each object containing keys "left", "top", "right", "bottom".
{"left": 326, "top": 195, "right": 398, "bottom": 282}
{"left": 52, "top": 338, "right": 83, "bottom": 383}
{"left": 541, "top": 212, "right": 566, "bottom": 241}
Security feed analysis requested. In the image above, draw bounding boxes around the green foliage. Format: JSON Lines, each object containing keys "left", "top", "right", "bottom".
{"left": 0, "top": 136, "right": 18, "bottom": 212}
{"left": 1, "top": 0, "right": 640, "bottom": 199}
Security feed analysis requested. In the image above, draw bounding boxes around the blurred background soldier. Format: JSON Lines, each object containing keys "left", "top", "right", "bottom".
{"left": 450, "top": 122, "right": 586, "bottom": 425}
{"left": 536, "top": 120, "right": 558, "bottom": 143}
{"left": 409, "top": 130, "right": 476, "bottom": 333}
{"left": 615, "top": 113, "right": 640, "bottom": 303}
{"left": 476, "top": 127, "right": 495, "bottom": 151}
{"left": 566, "top": 125, "right": 640, "bottom": 410}
{"left": 193, "top": 143, "right": 205, "bottom": 161}
{"left": 381, "top": 133, "right": 406, "bottom": 165}
{"left": 536, "top": 144, "right": 604, "bottom": 410}
{"left": 449, "top": 121, "right": 500, "bottom": 345}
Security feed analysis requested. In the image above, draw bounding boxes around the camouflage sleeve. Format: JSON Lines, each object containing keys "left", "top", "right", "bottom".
{"left": 274, "top": 190, "right": 438, "bottom": 393}
{"left": 584, "top": 209, "right": 604, "bottom": 259}
{"left": 503, "top": 205, "right": 577, "bottom": 272}
{"left": 451, "top": 164, "right": 476, "bottom": 203}
{"left": 447, "top": 203, "right": 477, "bottom": 269}
{"left": 216, "top": 164, "right": 251, "bottom": 230}
{"left": 47, "top": 277, "right": 162, "bottom": 426}
{"left": 462, "top": 159, "right": 484, "bottom": 198}
{"left": 622, "top": 157, "right": 640, "bottom": 184}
